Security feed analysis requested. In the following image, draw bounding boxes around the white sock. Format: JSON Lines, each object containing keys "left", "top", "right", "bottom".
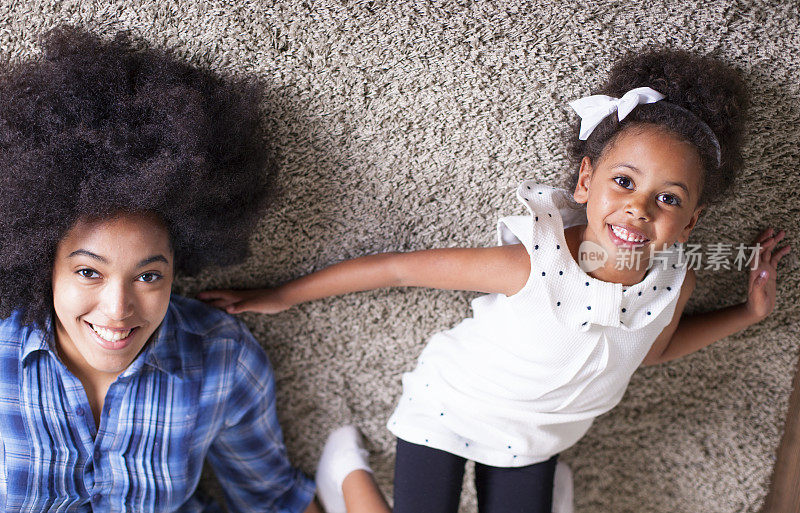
{"left": 315, "top": 425, "right": 372, "bottom": 513}
{"left": 552, "top": 460, "right": 574, "bottom": 513}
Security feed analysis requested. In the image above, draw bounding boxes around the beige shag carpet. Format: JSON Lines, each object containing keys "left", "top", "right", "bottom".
{"left": 2, "top": 1, "right": 799, "bottom": 512}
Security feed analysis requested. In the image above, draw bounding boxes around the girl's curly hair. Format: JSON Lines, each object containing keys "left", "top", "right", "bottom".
{"left": 563, "top": 49, "right": 748, "bottom": 207}
{"left": 0, "top": 26, "right": 274, "bottom": 327}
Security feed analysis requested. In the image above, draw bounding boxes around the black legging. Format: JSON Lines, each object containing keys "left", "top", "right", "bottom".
{"left": 393, "top": 438, "right": 558, "bottom": 513}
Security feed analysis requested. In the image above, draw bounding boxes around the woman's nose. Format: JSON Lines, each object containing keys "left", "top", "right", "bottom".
{"left": 100, "top": 280, "right": 135, "bottom": 320}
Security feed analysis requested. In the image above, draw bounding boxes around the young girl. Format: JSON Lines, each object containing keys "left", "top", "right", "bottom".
{"left": 200, "top": 49, "right": 791, "bottom": 512}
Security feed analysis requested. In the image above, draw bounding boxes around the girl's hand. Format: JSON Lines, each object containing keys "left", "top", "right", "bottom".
{"left": 197, "top": 288, "right": 291, "bottom": 315}
{"left": 745, "top": 227, "right": 791, "bottom": 322}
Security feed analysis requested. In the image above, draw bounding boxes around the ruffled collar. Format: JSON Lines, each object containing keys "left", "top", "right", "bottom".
{"left": 518, "top": 181, "right": 687, "bottom": 333}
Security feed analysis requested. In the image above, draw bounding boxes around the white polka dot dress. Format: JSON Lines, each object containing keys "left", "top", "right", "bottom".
{"left": 387, "top": 181, "right": 688, "bottom": 467}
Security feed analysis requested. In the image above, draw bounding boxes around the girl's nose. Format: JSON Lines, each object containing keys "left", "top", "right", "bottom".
{"left": 625, "top": 196, "right": 652, "bottom": 221}
{"left": 100, "top": 280, "right": 135, "bottom": 320}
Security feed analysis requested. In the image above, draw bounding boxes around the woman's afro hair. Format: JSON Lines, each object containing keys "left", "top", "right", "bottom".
{"left": 0, "top": 26, "right": 274, "bottom": 327}
{"left": 563, "top": 48, "right": 748, "bottom": 207}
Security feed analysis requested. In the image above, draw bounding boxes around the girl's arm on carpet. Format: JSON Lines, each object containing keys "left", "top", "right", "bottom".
{"left": 641, "top": 227, "right": 791, "bottom": 366}
{"left": 198, "top": 245, "right": 531, "bottom": 314}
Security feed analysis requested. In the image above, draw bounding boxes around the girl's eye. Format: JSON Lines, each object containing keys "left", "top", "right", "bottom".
{"left": 658, "top": 193, "right": 681, "bottom": 206}
{"left": 77, "top": 268, "right": 99, "bottom": 279}
{"left": 613, "top": 176, "right": 633, "bottom": 189}
{"left": 138, "top": 272, "right": 162, "bottom": 283}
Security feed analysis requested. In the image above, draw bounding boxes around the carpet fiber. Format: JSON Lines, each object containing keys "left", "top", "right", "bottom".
{"left": 2, "top": 1, "right": 798, "bottom": 511}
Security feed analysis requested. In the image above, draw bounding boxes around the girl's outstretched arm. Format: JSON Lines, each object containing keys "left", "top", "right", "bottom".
{"left": 642, "top": 227, "right": 791, "bottom": 366}
{"left": 198, "top": 244, "right": 531, "bottom": 314}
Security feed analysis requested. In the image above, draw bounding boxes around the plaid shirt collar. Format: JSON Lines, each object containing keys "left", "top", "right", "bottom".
{"left": 20, "top": 298, "right": 198, "bottom": 379}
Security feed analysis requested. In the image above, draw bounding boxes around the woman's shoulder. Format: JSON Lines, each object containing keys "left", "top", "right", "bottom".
{"left": 168, "top": 294, "right": 253, "bottom": 341}
{"left": 155, "top": 295, "right": 270, "bottom": 380}
{"left": 0, "top": 310, "right": 37, "bottom": 341}
{"left": 0, "top": 311, "right": 45, "bottom": 361}
{"left": 0, "top": 310, "right": 24, "bottom": 329}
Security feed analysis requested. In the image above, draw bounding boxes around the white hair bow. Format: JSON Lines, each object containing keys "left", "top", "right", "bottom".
{"left": 568, "top": 87, "right": 665, "bottom": 140}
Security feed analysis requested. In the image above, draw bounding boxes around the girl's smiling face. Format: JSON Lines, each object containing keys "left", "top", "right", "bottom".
{"left": 51, "top": 212, "right": 174, "bottom": 382}
{"left": 573, "top": 123, "right": 705, "bottom": 283}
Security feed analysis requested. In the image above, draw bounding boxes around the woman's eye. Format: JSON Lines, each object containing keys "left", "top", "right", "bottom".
{"left": 138, "top": 272, "right": 162, "bottom": 283}
{"left": 77, "top": 268, "right": 99, "bottom": 279}
{"left": 658, "top": 193, "right": 681, "bottom": 206}
{"left": 613, "top": 176, "right": 633, "bottom": 189}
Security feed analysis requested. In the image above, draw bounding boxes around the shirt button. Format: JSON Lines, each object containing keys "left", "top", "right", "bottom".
{"left": 75, "top": 407, "right": 84, "bottom": 416}
{"left": 94, "top": 449, "right": 101, "bottom": 460}
{"left": 92, "top": 493, "right": 102, "bottom": 503}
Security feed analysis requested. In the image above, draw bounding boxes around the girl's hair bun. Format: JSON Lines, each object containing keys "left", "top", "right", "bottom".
{"left": 565, "top": 48, "right": 748, "bottom": 207}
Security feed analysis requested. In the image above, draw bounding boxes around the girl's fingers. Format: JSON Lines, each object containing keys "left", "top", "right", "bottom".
{"left": 197, "top": 290, "right": 230, "bottom": 300}
{"left": 754, "top": 227, "right": 774, "bottom": 244}
{"left": 761, "top": 236, "right": 781, "bottom": 251}
{"left": 756, "top": 233, "right": 774, "bottom": 260}
{"left": 754, "top": 228, "right": 785, "bottom": 248}
{"left": 198, "top": 290, "right": 246, "bottom": 309}
{"left": 759, "top": 241, "right": 774, "bottom": 265}
{"left": 207, "top": 298, "right": 238, "bottom": 309}
{"left": 762, "top": 232, "right": 789, "bottom": 266}
{"left": 227, "top": 302, "right": 252, "bottom": 314}
{"left": 198, "top": 290, "right": 243, "bottom": 303}
{"left": 758, "top": 231, "right": 786, "bottom": 263}
{"left": 772, "top": 245, "right": 792, "bottom": 267}
{"left": 769, "top": 230, "right": 787, "bottom": 247}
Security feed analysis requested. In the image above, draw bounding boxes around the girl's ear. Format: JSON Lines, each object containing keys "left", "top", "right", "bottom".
{"left": 677, "top": 205, "right": 704, "bottom": 243}
{"left": 573, "top": 157, "right": 593, "bottom": 204}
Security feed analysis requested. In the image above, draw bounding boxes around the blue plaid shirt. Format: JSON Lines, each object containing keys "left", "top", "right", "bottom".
{"left": 0, "top": 294, "right": 315, "bottom": 513}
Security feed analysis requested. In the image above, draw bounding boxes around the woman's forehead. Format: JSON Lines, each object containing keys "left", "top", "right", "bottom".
{"left": 58, "top": 212, "right": 173, "bottom": 264}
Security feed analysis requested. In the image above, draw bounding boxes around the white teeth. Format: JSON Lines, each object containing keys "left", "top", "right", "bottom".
{"left": 612, "top": 225, "right": 647, "bottom": 243}
{"left": 90, "top": 324, "right": 132, "bottom": 342}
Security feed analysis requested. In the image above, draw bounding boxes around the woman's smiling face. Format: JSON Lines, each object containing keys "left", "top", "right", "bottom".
{"left": 51, "top": 212, "right": 174, "bottom": 381}
{"left": 573, "top": 124, "right": 705, "bottom": 282}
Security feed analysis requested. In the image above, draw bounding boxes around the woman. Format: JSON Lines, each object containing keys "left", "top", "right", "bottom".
{"left": 0, "top": 25, "right": 389, "bottom": 513}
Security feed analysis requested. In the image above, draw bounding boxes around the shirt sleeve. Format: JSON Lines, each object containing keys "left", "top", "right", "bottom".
{"left": 206, "top": 327, "right": 315, "bottom": 513}
{"left": 498, "top": 215, "right": 534, "bottom": 252}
